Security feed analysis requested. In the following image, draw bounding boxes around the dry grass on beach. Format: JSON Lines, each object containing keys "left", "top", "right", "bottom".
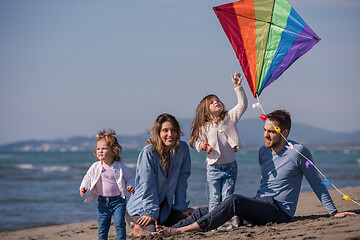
{"left": 1, "top": 186, "right": 359, "bottom": 240}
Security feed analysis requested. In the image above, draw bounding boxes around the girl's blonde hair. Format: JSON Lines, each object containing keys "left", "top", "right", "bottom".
{"left": 148, "top": 113, "right": 182, "bottom": 173}
{"left": 93, "top": 129, "right": 122, "bottom": 161}
{"left": 189, "top": 94, "right": 227, "bottom": 148}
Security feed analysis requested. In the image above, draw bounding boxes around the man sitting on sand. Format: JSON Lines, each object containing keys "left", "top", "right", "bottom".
{"left": 130, "top": 110, "right": 356, "bottom": 237}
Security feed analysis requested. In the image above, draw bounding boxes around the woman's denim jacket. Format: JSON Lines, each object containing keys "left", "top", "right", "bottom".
{"left": 126, "top": 141, "right": 191, "bottom": 224}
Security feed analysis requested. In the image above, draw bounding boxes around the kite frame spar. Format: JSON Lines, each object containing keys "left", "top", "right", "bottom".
{"left": 213, "top": 0, "right": 320, "bottom": 98}
{"left": 213, "top": 7, "right": 320, "bottom": 41}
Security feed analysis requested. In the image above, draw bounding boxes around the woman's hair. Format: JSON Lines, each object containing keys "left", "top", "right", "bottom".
{"left": 189, "top": 94, "right": 227, "bottom": 148}
{"left": 148, "top": 113, "right": 182, "bottom": 172}
{"left": 267, "top": 110, "right": 292, "bottom": 133}
{"left": 93, "top": 129, "right": 122, "bottom": 162}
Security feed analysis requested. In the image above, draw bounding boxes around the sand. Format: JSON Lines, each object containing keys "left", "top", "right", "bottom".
{"left": 1, "top": 186, "right": 359, "bottom": 240}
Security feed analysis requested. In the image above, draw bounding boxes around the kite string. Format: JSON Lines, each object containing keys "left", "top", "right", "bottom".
{"left": 254, "top": 96, "right": 360, "bottom": 207}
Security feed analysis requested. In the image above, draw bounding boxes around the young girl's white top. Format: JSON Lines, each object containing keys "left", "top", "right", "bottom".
{"left": 80, "top": 161, "right": 134, "bottom": 203}
{"left": 195, "top": 86, "right": 248, "bottom": 165}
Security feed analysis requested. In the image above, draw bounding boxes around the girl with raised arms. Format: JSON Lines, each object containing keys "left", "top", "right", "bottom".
{"left": 189, "top": 72, "right": 248, "bottom": 211}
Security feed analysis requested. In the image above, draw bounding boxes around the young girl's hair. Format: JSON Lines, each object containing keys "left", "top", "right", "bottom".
{"left": 189, "top": 94, "right": 227, "bottom": 148}
{"left": 148, "top": 113, "right": 182, "bottom": 172}
{"left": 93, "top": 129, "right": 122, "bottom": 161}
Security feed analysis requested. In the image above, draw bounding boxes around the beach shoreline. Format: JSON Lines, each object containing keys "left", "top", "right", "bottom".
{"left": 1, "top": 186, "right": 359, "bottom": 240}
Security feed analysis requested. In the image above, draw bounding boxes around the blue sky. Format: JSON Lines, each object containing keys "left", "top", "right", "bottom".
{"left": 0, "top": 0, "right": 359, "bottom": 145}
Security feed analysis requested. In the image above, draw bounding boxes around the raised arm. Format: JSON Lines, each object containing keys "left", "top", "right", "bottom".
{"left": 228, "top": 72, "right": 248, "bottom": 121}
{"left": 231, "top": 72, "right": 243, "bottom": 88}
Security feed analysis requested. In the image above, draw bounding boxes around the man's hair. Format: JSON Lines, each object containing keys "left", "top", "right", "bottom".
{"left": 267, "top": 110, "right": 291, "bottom": 133}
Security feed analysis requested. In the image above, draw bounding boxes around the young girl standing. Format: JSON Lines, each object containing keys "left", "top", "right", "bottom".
{"left": 189, "top": 72, "right": 248, "bottom": 211}
{"left": 80, "top": 129, "right": 135, "bottom": 240}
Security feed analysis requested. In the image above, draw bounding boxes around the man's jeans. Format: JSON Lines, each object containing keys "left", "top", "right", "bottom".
{"left": 172, "top": 194, "right": 291, "bottom": 231}
{"left": 207, "top": 161, "right": 238, "bottom": 211}
{"left": 97, "top": 195, "right": 126, "bottom": 240}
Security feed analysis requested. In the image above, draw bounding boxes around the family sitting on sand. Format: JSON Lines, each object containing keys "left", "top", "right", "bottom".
{"left": 80, "top": 72, "right": 356, "bottom": 240}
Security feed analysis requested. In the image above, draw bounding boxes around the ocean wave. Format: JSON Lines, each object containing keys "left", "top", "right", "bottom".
{"left": 343, "top": 149, "right": 352, "bottom": 154}
{"left": 14, "top": 164, "right": 70, "bottom": 172}
{"left": 0, "top": 154, "right": 14, "bottom": 159}
{"left": 42, "top": 166, "right": 70, "bottom": 172}
{"left": 125, "top": 163, "right": 136, "bottom": 169}
{"left": 15, "top": 164, "right": 34, "bottom": 170}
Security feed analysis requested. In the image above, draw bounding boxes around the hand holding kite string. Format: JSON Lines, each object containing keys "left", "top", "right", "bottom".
{"left": 204, "top": 143, "right": 214, "bottom": 154}
{"left": 198, "top": 142, "right": 208, "bottom": 152}
{"left": 199, "top": 142, "right": 213, "bottom": 154}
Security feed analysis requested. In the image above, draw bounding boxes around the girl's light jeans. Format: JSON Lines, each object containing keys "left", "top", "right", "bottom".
{"left": 206, "top": 161, "right": 238, "bottom": 211}
{"left": 97, "top": 195, "right": 126, "bottom": 240}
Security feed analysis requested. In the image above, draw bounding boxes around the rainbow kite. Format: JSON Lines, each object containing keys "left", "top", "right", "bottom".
{"left": 213, "top": 0, "right": 320, "bottom": 97}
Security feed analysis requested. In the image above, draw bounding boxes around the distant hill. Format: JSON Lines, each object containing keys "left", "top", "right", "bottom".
{"left": 1, "top": 118, "right": 359, "bottom": 152}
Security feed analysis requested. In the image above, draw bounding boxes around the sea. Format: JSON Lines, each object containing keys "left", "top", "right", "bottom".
{"left": 0, "top": 148, "right": 359, "bottom": 231}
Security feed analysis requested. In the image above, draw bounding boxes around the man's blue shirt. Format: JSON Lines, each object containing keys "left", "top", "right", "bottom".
{"left": 256, "top": 140, "right": 337, "bottom": 218}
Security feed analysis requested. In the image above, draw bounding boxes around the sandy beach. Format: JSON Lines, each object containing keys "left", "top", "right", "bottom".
{"left": 1, "top": 186, "right": 359, "bottom": 240}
